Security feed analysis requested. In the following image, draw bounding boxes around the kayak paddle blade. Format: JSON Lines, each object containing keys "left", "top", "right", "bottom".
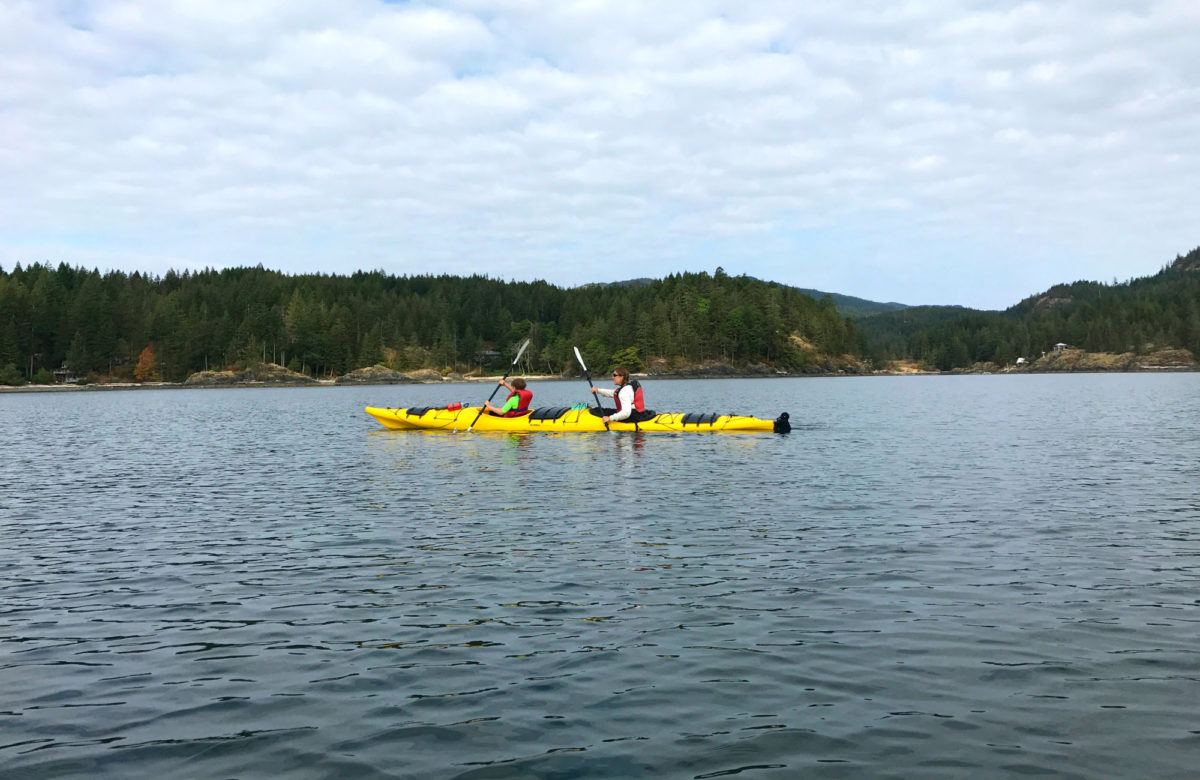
{"left": 513, "top": 338, "right": 531, "bottom": 365}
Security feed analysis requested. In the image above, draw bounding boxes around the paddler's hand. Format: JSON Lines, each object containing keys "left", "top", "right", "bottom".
{"left": 590, "top": 386, "right": 599, "bottom": 394}
{"left": 602, "top": 416, "right": 611, "bottom": 424}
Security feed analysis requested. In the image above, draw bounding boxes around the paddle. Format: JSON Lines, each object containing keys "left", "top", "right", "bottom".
{"left": 467, "top": 338, "right": 531, "bottom": 432}
{"left": 573, "top": 346, "right": 610, "bottom": 431}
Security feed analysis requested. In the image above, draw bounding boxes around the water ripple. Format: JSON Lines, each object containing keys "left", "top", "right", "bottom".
{"left": 2, "top": 376, "right": 1199, "bottom": 778}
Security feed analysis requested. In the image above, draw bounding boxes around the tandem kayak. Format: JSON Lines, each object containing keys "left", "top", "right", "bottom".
{"left": 365, "top": 405, "right": 791, "bottom": 434}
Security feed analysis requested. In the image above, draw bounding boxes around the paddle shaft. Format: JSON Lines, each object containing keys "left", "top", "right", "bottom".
{"left": 467, "top": 339, "right": 530, "bottom": 431}
{"left": 573, "top": 347, "right": 610, "bottom": 431}
{"left": 483, "top": 373, "right": 511, "bottom": 405}
{"left": 463, "top": 367, "right": 511, "bottom": 427}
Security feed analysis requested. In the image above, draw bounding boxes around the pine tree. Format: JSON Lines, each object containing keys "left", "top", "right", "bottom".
{"left": 0, "top": 316, "right": 18, "bottom": 368}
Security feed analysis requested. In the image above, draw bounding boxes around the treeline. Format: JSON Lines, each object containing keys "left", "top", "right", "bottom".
{"left": 4, "top": 247, "right": 1195, "bottom": 384}
{"left": 0, "top": 264, "right": 860, "bottom": 383}
{"left": 858, "top": 246, "right": 1200, "bottom": 369}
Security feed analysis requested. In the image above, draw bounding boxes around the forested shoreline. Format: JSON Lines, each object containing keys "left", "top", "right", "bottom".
{"left": 859, "top": 246, "right": 1200, "bottom": 370}
{"left": 1, "top": 246, "right": 1197, "bottom": 386}
{"left": 0, "top": 265, "right": 860, "bottom": 384}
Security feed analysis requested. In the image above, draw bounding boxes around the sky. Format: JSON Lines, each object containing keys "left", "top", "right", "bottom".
{"left": 1, "top": 1, "right": 1197, "bottom": 309}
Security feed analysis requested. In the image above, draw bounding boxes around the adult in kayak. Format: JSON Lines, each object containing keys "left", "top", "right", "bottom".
{"left": 483, "top": 377, "right": 533, "bottom": 417}
{"left": 591, "top": 366, "right": 654, "bottom": 424}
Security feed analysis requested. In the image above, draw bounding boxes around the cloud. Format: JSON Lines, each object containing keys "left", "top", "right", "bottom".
{"left": 0, "top": 0, "right": 1196, "bottom": 307}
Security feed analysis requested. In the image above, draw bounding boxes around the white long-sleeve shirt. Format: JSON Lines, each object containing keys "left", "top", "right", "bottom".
{"left": 595, "top": 384, "right": 635, "bottom": 421}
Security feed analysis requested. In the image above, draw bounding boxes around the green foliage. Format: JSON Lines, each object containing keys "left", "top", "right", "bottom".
{"left": 0, "top": 363, "right": 23, "bottom": 385}
{"left": 65, "top": 331, "right": 87, "bottom": 373}
{"left": 4, "top": 249, "right": 1198, "bottom": 379}
{"left": 857, "top": 245, "right": 1200, "bottom": 369}
{"left": 609, "top": 346, "right": 644, "bottom": 372}
{"left": 0, "top": 316, "right": 18, "bottom": 367}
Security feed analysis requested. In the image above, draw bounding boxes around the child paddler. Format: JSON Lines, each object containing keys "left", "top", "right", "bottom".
{"left": 483, "top": 377, "right": 533, "bottom": 417}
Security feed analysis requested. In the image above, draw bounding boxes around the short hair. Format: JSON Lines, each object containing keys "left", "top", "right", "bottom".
{"left": 511, "top": 377, "right": 526, "bottom": 390}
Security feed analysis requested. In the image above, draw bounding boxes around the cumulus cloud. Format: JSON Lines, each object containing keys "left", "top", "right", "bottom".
{"left": 0, "top": 0, "right": 1196, "bottom": 307}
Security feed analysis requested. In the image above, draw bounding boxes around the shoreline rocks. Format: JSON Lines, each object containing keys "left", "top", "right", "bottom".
{"left": 1004, "top": 347, "right": 1197, "bottom": 373}
{"left": 334, "top": 365, "right": 417, "bottom": 385}
{"left": 184, "top": 363, "right": 318, "bottom": 386}
{"left": 3, "top": 349, "right": 1197, "bottom": 393}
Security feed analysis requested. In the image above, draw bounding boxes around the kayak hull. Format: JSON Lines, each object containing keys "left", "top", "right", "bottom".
{"left": 364, "top": 406, "right": 789, "bottom": 433}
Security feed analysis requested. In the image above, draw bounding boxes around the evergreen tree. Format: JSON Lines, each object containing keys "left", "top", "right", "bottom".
{"left": 0, "top": 316, "right": 18, "bottom": 369}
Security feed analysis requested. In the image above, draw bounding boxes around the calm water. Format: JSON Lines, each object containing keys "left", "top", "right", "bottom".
{"left": 2, "top": 375, "right": 1199, "bottom": 779}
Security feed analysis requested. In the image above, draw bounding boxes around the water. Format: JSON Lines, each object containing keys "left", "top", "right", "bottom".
{"left": 2, "top": 375, "right": 1198, "bottom": 779}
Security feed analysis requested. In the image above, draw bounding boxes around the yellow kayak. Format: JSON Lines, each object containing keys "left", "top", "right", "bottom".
{"left": 364, "top": 405, "right": 790, "bottom": 433}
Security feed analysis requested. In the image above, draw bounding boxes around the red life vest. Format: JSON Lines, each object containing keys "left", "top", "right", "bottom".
{"left": 504, "top": 388, "right": 533, "bottom": 417}
{"left": 613, "top": 379, "right": 645, "bottom": 413}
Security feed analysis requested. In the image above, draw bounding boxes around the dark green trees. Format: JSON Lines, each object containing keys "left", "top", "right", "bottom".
{"left": 0, "top": 264, "right": 863, "bottom": 381}
{"left": 856, "top": 245, "right": 1200, "bottom": 369}
{"left": 4, "top": 245, "right": 1194, "bottom": 380}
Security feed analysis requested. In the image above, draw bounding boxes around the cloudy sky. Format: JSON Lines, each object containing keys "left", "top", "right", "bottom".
{"left": 1, "top": 1, "right": 1197, "bottom": 308}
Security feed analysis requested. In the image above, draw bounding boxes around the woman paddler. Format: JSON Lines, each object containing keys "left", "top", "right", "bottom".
{"left": 590, "top": 365, "right": 653, "bottom": 424}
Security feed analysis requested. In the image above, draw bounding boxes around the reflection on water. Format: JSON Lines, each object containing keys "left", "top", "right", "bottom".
{"left": 2, "top": 375, "right": 1199, "bottom": 779}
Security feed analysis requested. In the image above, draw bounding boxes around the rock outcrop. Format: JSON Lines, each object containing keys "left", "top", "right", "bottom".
{"left": 185, "top": 363, "right": 318, "bottom": 386}
{"left": 405, "top": 368, "right": 444, "bottom": 382}
{"left": 1016, "top": 347, "right": 1197, "bottom": 372}
{"left": 876, "top": 359, "right": 937, "bottom": 375}
{"left": 334, "top": 365, "right": 416, "bottom": 385}
{"left": 1132, "top": 348, "right": 1198, "bottom": 369}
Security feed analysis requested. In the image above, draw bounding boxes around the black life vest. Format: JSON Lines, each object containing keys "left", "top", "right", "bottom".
{"left": 614, "top": 379, "right": 645, "bottom": 413}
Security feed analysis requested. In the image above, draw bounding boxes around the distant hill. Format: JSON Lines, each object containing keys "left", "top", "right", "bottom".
{"left": 580, "top": 277, "right": 656, "bottom": 289}
{"left": 859, "top": 245, "right": 1200, "bottom": 369}
{"left": 789, "top": 288, "right": 909, "bottom": 317}
{"left": 595, "top": 276, "right": 909, "bottom": 317}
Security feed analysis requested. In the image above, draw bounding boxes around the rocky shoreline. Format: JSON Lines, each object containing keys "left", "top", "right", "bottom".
{"left": 3, "top": 349, "right": 1197, "bottom": 394}
{"left": 942, "top": 347, "right": 1199, "bottom": 375}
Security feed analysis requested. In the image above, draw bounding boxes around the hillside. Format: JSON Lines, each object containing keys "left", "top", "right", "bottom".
{"left": 790, "top": 288, "right": 909, "bottom": 317}
{"left": 0, "top": 265, "right": 861, "bottom": 384}
{"left": 601, "top": 275, "right": 908, "bottom": 317}
{"left": 860, "top": 246, "right": 1200, "bottom": 369}
{"left": 2, "top": 247, "right": 1196, "bottom": 385}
